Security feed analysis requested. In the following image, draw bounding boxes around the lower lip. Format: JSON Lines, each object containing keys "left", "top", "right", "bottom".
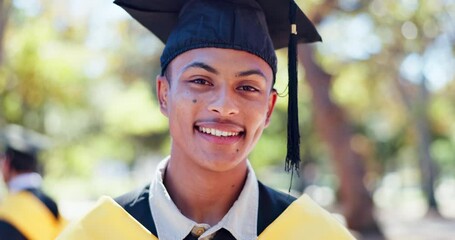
{"left": 195, "top": 129, "right": 243, "bottom": 145}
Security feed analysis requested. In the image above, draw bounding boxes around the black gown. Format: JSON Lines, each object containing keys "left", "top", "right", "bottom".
{"left": 115, "top": 181, "right": 295, "bottom": 240}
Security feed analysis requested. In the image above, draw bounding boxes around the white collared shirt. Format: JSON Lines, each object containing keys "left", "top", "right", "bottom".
{"left": 149, "top": 157, "right": 259, "bottom": 240}
{"left": 8, "top": 172, "right": 42, "bottom": 193}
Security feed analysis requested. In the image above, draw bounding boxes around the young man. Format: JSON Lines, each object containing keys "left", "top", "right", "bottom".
{"left": 0, "top": 125, "right": 66, "bottom": 240}
{"left": 58, "top": 0, "right": 356, "bottom": 239}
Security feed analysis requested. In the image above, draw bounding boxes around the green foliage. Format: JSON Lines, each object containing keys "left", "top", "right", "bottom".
{"left": 0, "top": 0, "right": 168, "bottom": 183}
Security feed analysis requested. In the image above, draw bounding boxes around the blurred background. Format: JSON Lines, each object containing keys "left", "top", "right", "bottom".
{"left": 0, "top": 0, "right": 454, "bottom": 239}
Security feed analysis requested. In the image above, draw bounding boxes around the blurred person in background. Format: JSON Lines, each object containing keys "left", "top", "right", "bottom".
{"left": 0, "top": 125, "right": 66, "bottom": 240}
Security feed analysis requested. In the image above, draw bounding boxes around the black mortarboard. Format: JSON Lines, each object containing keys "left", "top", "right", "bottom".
{"left": 114, "top": 0, "right": 321, "bottom": 173}
{"left": 1, "top": 125, "right": 50, "bottom": 172}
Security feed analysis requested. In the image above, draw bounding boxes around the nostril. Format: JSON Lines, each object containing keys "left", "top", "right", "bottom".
{"left": 208, "top": 93, "right": 239, "bottom": 116}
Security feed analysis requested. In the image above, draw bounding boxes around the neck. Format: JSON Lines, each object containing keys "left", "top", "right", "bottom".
{"left": 7, "top": 172, "right": 42, "bottom": 193}
{"left": 164, "top": 157, "right": 248, "bottom": 226}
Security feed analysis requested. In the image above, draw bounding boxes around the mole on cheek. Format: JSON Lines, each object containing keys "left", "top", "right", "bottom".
{"left": 192, "top": 99, "right": 197, "bottom": 103}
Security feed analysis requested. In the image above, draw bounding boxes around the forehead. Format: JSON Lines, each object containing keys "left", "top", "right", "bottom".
{"left": 168, "top": 48, "right": 274, "bottom": 80}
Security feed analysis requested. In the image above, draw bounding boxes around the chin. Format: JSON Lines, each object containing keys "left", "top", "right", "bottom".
{"left": 199, "top": 154, "right": 247, "bottom": 173}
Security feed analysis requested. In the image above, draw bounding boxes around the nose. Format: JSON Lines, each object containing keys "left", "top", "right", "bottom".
{"left": 208, "top": 88, "right": 239, "bottom": 116}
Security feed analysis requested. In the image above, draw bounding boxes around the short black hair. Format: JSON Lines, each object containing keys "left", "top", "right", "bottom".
{"left": 5, "top": 147, "right": 38, "bottom": 173}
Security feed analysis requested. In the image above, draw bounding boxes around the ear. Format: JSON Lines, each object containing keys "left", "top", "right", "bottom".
{"left": 1, "top": 156, "right": 10, "bottom": 170}
{"left": 1, "top": 157, "right": 11, "bottom": 182}
{"left": 156, "top": 75, "right": 170, "bottom": 117}
{"left": 265, "top": 89, "right": 277, "bottom": 127}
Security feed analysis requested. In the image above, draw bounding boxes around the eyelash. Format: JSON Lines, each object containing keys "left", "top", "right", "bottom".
{"left": 189, "top": 79, "right": 260, "bottom": 93}
{"left": 237, "top": 85, "right": 259, "bottom": 92}
{"left": 190, "top": 78, "right": 212, "bottom": 86}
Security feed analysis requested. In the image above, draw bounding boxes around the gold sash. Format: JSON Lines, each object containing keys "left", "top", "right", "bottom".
{"left": 257, "top": 195, "right": 355, "bottom": 239}
{"left": 57, "top": 195, "right": 355, "bottom": 239}
{"left": 57, "top": 196, "right": 157, "bottom": 240}
{"left": 0, "top": 191, "right": 66, "bottom": 240}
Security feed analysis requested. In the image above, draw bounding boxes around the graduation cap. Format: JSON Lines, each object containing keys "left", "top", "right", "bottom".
{"left": 114, "top": 0, "right": 321, "bottom": 173}
{"left": 1, "top": 125, "right": 50, "bottom": 172}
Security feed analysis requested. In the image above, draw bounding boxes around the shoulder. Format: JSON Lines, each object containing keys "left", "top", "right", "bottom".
{"left": 25, "top": 188, "right": 60, "bottom": 218}
{"left": 0, "top": 220, "right": 27, "bottom": 240}
{"left": 114, "top": 185, "right": 156, "bottom": 235}
{"left": 56, "top": 195, "right": 155, "bottom": 240}
{"left": 258, "top": 181, "right": 295, "bottom": 207}
{"left": 256, "top": 184, "right": 355, "bottom": 239}
{"left": 259, "top": 194, "right": 356, "bottom": 239}
{"left": 257, "top": 181, "right": 296, "bottom": 234}
{"left": 258, "top": 181, "right": 295, "bottom": 214}
{"left": 114, "top": 185, "right": 150, "bottom": 213}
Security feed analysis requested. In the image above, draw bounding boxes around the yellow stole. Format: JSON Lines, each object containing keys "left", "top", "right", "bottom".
{"left": 0, "top": 191, "right": 67, "bottom": 240}
{"left": 57, "top": 195, "right": 355, "bottom": 240}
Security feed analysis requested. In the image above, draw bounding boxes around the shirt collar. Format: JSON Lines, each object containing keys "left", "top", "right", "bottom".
{"left": 149, "top": 157, "right": 259, "bottom": 240}
{"left": 201, "top": 161, "right": 258, "bottom": 240}
{"left": 8, "top": 172, "right": 42, "bottom": 193}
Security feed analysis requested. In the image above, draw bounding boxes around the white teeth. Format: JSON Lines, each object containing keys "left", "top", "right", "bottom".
{"left": 198, "top": 127, "right": 239, "bottom": 137}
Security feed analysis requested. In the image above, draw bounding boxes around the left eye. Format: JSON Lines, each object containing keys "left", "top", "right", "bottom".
{"left": 238, "top": 86, "right": 258, "bottom": 92}
{"left": 190, "top": 78, "right": 211, "bottom": 85}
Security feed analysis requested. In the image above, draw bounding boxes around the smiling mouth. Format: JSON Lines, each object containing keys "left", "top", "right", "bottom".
{"left": 196, "top": 126, "right": 243, "bottom": 137}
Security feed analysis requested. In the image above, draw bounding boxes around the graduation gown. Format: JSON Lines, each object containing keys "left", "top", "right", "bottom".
{"left": 57, "top": 181, "right": 355, "bottom": 239}
{"left": 0, "top": 188, "right": 66, "bottom": 240}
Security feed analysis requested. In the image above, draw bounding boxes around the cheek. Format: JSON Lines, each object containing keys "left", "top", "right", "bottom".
{"left": 247, "top": 100, "right": 270, "bottom": 122}
{"left": 168, "top": 90, "right": 202, "bottom": 123}
{"left": 169, "top": 88, "right": 191, "bottom": 108}
{"left": 173, "top": 88, "right": 195, "bottom": 102}
{"left": 243, "top": 105, "right": 269, "bottom": 142}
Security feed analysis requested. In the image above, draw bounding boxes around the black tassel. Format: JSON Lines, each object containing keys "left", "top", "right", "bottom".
{"left": 285, "top": 0, "right": 300, "bottom": 174}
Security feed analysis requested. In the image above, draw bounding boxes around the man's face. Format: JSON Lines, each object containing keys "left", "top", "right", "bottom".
{"left": 157, "top": 48, "right": 277, "bottom": 172}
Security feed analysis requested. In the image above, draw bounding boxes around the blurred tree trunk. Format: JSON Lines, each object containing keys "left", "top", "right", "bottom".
{"left": 299, "top": 45, "right": 383, "bottom": 238}
{"left": 394, "top": 75, "right": 439, "bottom": 213}
{"left": 299, "top": 0, "right": 383, "bottom": 237}
{"left": 0, "top": 0, "right": 11, "bottom": 65}
{"left": 416, "top": 79, "right": 438, "bottom": 212}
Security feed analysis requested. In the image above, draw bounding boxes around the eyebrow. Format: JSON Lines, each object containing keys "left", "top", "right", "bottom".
{"left": 235, "top": 69, "right": 267, "bottom": 80}
{"left": 183, "top": 62, "right": 219, "bottom": 74}
{"left": 182, "top": 62, "right": 267, "bottom": 80}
